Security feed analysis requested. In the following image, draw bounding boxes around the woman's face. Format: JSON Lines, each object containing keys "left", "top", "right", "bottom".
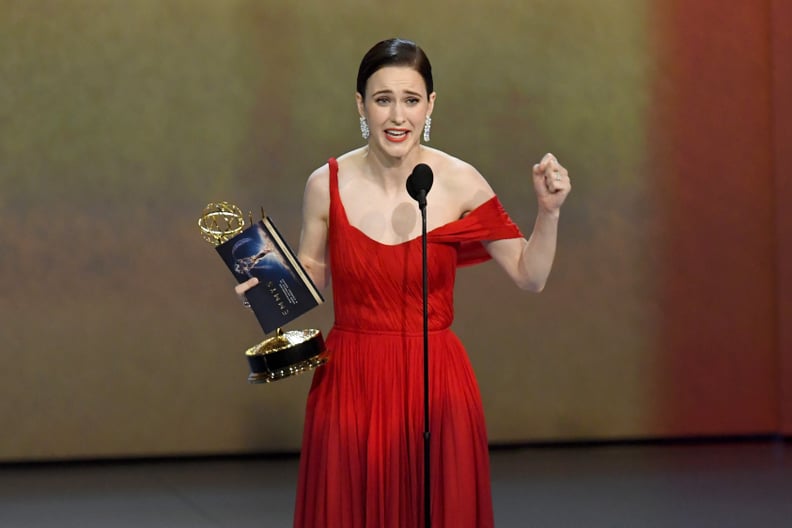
{"left": 357, "top": 66, "right": 435, "bottom": 159}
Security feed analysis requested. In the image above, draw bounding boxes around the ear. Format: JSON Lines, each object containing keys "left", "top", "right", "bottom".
{"left": 427, "top": 91, "right": 437, "bottom": 117}
{"left": 356, "top": 92, "right": 365, "bottom": 118}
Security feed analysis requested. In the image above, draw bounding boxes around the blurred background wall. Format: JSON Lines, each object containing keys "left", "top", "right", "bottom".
{"left": 1, "top": 0, "right": 789, "bottom": 462}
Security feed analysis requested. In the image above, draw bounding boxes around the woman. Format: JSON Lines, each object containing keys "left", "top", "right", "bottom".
{"left": 238, "top": 38, "right": 570, "bottom": 528}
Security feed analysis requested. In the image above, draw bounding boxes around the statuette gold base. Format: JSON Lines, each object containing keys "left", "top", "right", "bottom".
{"left": 245, "top": 328, "right": 327, "bottom": 384}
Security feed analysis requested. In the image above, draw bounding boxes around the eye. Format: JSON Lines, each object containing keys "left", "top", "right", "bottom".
{"left": 375, "top": 96, "right": 390, "bottom": 105}
{"left": 405, "top": 97, "right": 420, "bottom": 105}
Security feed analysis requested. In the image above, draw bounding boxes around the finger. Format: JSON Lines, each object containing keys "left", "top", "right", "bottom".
{"left": 543, "top": 170, "right": 558, "bottom": 193}
{"left": 547, "top": 170, "right": 570, "bottom": 194}
{"left": 234, "top": 277, "right": 260, "bottom": 297}
{"left": 534, "top": 160, "right": 558, "bottom": 178}
{"left": 545, "top": 175, "right": 559, "bottom": 193}
{"left": 534, "top": 164, "right": 554, "bottom": 193}
{"left": 539, "top": 152, "right": 557, "bottom": 173}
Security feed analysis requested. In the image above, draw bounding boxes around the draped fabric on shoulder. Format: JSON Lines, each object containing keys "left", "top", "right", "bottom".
{"left": 429, "top": 197, "right": 523, "bottom": 267}
{"left": 293, "top": 158, "right": 522, "bottom": 528}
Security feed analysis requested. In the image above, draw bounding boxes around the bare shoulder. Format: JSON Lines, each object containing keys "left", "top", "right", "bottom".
{"left": 423, "top": 148, "right": 495, "bottom": 211}
{"left": 335, "top": 147, "right": 367, "bottom": 172}
{"left": 336, "top": 146, "right": 367, "bottom": 163}
{"left": 303, "top": 163, "right": 331, "bottom": 219}
{"left": 305, "top": 163, "right": 330, "bottom": 194}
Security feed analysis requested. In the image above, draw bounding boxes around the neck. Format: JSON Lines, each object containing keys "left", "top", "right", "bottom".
{"left": 362, "top": 145, "right": 424, "bottom": 189}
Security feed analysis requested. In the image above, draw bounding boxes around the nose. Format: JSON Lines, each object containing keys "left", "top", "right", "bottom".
{"left": 389, "top": 102, "right": 405, "bottom": 124}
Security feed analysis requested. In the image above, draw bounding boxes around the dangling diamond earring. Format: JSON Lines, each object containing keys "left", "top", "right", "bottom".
{"left": 423, "top": 115, "right": 432, "bottom": 142}
{"left": 360, "top": 116, "right": 370, "bottom": 140}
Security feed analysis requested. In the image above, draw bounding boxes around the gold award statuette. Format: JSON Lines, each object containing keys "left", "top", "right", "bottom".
{"left": 198, "top": 201, "right": 327, "bottom": 384}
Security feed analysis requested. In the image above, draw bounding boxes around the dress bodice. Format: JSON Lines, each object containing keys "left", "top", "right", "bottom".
{"left": 327, "top": 158, "right": 522, "bottom": 333}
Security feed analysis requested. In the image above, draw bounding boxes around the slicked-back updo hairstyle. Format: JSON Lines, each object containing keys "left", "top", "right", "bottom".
{"left": 356, "top": 38, "right": 434, "bottom": 98}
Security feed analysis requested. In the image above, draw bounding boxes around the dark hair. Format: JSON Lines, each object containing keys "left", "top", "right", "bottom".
{"left": 356, "top": 38, "right": 433, "bottom": 97}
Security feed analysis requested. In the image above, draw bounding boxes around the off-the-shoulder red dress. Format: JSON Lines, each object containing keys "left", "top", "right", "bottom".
{"left": 294, "top": 158, "right": 522, "bottom": 528}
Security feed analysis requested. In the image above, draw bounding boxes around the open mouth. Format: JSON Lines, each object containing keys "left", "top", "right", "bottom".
{"left": 385, "top": 129, "right": 409, "bottom": 142}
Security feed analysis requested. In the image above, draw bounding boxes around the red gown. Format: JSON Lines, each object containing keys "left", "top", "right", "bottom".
{"left": 294, "top": 158, "right": 522, "bottom": 528}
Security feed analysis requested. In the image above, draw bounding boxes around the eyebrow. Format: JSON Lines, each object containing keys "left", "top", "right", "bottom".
{"left": 371, "top": 89, "right": 424, "bottom": 98}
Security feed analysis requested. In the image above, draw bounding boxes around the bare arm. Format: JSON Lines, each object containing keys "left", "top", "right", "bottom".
{"left": 483, "top": 153, "right": 571, "bottom": 292}
{"left": 296, "top": 165, "right": 331, "bottom": 291}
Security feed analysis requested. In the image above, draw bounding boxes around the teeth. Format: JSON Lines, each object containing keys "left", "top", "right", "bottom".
{"left": 386, "top": 130, "right": 406, "bottom": 136}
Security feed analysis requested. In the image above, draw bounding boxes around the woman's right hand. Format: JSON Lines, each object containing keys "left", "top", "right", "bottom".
{"left": 234, "top": 277, "right": 260, "bottom": 307}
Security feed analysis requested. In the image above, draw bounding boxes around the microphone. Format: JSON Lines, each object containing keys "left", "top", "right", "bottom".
{"left": 406, "top": 163, "right": 434, "bottom": 209}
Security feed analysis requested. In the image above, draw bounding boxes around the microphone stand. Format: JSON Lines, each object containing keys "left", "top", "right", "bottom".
{"left": 418, "top": 190, "right": 430, "bottom": 528}
{"left": 406, "top": 164, "right": 434, "bottom": 528}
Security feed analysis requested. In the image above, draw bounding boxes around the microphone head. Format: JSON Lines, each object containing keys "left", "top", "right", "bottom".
{"left": 406, "top": 163, "right": 434, "bottom": 202}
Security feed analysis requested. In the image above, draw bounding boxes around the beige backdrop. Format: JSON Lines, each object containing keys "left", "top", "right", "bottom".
{"left": 1, "top": 0, "right": 786, "bottom": 462}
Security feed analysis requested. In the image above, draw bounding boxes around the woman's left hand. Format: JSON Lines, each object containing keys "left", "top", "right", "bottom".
{"left": 532, "top": 152, "right": 571, "bottom": 213}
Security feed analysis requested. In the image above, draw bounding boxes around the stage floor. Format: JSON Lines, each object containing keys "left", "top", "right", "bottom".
{"left": 1, "top": 439, "right": 790, "bottom": 527}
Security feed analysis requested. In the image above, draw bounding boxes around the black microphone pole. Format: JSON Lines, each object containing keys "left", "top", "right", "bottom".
{"left": 419, "top": 189, "right": 430, "bottom": 528}
{"left": 406, "top": 164, "right": 433, "bottom": 528}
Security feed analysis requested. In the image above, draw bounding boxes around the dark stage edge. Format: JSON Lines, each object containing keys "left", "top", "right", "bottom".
{"left": 1, "top": 437, "right": 791, "bottom": 527}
